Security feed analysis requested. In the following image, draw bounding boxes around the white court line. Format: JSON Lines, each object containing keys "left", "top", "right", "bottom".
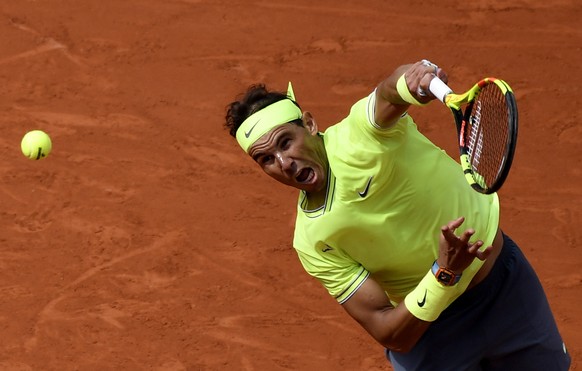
{"left": 0, "top": 38, "right": 84, "bottom": 66}
{"left": 2, "top": 19, "right": 84, "bottom": 66}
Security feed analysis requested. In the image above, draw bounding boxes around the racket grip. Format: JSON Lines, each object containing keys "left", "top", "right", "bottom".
{"left": 429, "top": 76, "right": 453, "bottom": 103}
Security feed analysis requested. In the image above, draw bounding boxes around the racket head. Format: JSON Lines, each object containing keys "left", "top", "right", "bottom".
{"left": 451, "top": 78, "right": 518, "bottom": 194}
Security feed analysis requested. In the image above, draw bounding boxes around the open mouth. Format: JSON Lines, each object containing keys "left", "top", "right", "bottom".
{"left": 296, "top": 168, "right": 313, "bottom": 183}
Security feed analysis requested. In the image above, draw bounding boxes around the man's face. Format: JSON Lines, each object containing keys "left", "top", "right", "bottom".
{"left": 248, "top": 119, "right": 327, "bottom": 193}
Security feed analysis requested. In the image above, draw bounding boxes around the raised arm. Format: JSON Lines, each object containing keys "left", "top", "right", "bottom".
{"left": 374, "top": 60, "right": 448, "bottom": 129}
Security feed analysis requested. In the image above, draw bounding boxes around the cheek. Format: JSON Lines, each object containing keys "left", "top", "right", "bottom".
{"left": 262, "top": 164, "right": 282, "bottom": 179}
{"left": 262, "top": 165, "right": 295, "bottom": 185}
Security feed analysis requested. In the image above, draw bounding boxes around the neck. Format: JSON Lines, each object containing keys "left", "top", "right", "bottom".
{"left": 304, "top": 184, "right": 328, "bottom": 210}
{"left": 305, "top": 132, "right": 329, "bottom": 210}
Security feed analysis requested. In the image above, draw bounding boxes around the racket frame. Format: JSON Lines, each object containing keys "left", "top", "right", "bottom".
{"left": 429, "top": 77, "right": 518, "bottom": 194}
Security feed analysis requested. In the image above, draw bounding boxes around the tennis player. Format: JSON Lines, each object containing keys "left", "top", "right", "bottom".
{"left": 224, "top": 60, "right": 571, "bottom": 370}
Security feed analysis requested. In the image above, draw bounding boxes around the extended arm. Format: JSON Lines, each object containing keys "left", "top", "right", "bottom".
{"left": 374, "top": 60, "right": 449, "bottom": 128}
{"left": 341, "top": 217, "right": 492, "bottom": 352}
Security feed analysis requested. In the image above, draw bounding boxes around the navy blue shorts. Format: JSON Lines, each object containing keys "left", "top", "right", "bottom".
{"left": 388, "top": 233, "right": 571, "bottom": 371}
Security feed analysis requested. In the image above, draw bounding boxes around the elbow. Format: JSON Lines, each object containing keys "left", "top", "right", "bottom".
{"left": 388, "top": 342, "right": 415, "bottom": 354}
{"left": 383, "top": 343, "right": 416, "bottom": 354}
{"left": 364, "top": 315, "right": 426, "bottom": 353}
{"left": 377, "top": 334, "right": 418, "bottom": 354}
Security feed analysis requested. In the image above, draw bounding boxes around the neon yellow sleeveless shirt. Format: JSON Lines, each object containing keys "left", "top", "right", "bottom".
{"left": 293, "top": 91, "right": 499, "bottom": 305}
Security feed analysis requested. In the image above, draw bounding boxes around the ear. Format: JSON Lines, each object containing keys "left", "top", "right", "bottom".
{"left": 301, "top": 111, "right": 319, "bottom": 135}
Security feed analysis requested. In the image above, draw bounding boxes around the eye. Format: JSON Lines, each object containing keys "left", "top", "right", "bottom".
{"left": 258, "top": 155, "right": 274, "bottom": 166}
{"left": 280, "top": 138, "right": 291, "bottom": 150}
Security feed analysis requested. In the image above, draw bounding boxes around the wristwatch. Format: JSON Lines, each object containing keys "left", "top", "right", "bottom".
{"left": 431, "top": 260, "right": 462, "bottom": 286}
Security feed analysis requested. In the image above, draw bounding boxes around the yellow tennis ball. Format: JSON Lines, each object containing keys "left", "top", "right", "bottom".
{"left": 21, "top": 130, "right": 52, "bottom": 160}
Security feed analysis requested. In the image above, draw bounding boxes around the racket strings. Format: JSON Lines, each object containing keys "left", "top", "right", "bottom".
{"left": 465, "top": 84, "right": 509, "bottom": 188}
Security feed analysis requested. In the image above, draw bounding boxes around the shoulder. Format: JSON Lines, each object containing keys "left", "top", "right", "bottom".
{"left": 326, "top": 91, "right": 412, "bottom": 145}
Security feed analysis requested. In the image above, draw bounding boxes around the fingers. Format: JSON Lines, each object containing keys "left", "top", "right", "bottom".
{"left": 419, "top": 60, "right": 440, "bottom": 93}
{"left": 436, "top": 68, "right": 448, "bottom": 84}
{"left": 441, "top": 217, "right": 492, "bottom": 256}
{"left": 420, "top": 59, "right": 438, "bottom": 75}
{"left": 440, "top": 217, "right": 463, "bottom": 245}
{"left": 474, "top": 245, "right": 493, "bottom": 261}
{"left": 407, "top": 60, "right": 442, "bottom": 100}
{"left": 441, "top": 226, "right": 458, "bottom": 244}
{"left": 459, "top": 228, "right": 476, "bottom": 244}
{"left": 465, "top": 239, "right": 493, "bottom": 261}
{"left": 442, "top": 216, "right": 465, "bottom": 233}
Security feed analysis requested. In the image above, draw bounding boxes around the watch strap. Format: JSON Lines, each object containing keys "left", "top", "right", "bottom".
{"left": 431, "top": 260, "right": 462, "bottom": 286}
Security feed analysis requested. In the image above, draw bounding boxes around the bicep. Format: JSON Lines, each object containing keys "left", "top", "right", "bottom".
{"left": 342, "top": 275, "right": 395, "bottom": 325}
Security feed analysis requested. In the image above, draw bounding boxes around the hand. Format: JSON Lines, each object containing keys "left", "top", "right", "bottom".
{"left": 436, "top": 217, "right": 493, "bottom": 274}
{"left": 405, "top": 60, "right": 449, "bottom": 104}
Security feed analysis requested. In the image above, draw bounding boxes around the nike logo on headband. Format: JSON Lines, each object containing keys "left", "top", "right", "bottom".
{"left": 244, "top": 119, "right": 261, "bottom": 138}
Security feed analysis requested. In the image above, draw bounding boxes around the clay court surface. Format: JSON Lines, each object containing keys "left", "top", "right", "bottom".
{"left": 0, "top": 1, "right": 580, "bottom": 370}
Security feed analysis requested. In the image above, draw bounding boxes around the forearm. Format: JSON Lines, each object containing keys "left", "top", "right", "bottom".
{"left": 376, "top": 64, "right": 414, "bottom": 106}
{"left": 342, "top": 278, "right": 432, "bottom": 353}
{"left": 342, "top": 256, "right": 475, "bottom": 352}
{"left": 374, "top": 60, "right": 448, "bottom": 128}
{"left": 372, "top": 65, "right": 411, "bottom": 128}
{"left": 364, "top": 301, "right": 431, "bottom": 352}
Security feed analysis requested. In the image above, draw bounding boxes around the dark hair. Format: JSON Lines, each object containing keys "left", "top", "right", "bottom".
{"left": 224, "top": 84, "right": 303, "bottom": 138}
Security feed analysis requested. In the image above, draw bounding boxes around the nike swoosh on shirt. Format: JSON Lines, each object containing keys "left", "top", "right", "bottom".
{"left": 358, "top": 176, "right": 374, "bottom": 198}
{"left": 417, "top": 289, "right": 427, "bottom": 307}
{"left": 244, "top": 119, "right": 261, "bottom": 138}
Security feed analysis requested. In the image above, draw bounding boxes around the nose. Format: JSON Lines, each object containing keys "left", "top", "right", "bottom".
{"left": 275, "top": 152, "right": 293, "bottom": 171}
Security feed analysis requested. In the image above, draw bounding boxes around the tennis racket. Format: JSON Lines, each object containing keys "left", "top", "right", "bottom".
{"left": 429, "top": 76, "right": 518, "bottom": 194}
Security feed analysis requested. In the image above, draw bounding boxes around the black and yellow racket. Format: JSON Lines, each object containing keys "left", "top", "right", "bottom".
{"left": 429, "top": 76, "right": 518, "bottom": 194}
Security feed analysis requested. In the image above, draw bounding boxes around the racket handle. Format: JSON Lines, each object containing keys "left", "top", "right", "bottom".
{"left": 429, "top": 76, "right": 453, "bottom": 103}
